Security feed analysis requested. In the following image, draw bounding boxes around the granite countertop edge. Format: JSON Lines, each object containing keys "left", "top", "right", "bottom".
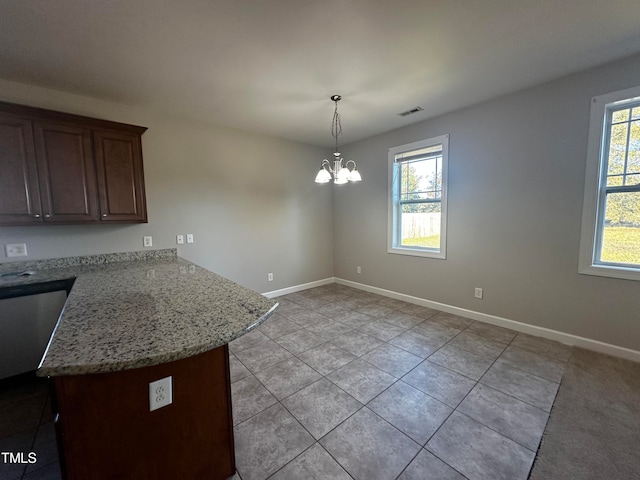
{"left": 0, "top": 249, "right": 278, "bottom": 377}
{"left": 37, "top": 302, "right": 278, "bottom": 377}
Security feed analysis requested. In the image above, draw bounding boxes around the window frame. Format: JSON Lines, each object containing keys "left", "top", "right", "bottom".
{"left": 579, "top": 85, "right": 640, "bottom": 281}
{"left": 387, "top": 134, "right": 449, "bottom": 259}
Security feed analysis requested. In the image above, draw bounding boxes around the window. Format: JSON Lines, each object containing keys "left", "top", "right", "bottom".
{"left": 388, "top": 135, "right": 449, "bottom": 258}
{"left": 579, "top": 86, "right": 640, "bottom": 281}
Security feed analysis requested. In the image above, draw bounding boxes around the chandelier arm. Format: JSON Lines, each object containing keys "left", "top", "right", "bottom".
{"left": 321, "top": 158, "right": 334, "bottom": 173}
{"left": 345, "top": 160, "right": 357, "bottom": 170}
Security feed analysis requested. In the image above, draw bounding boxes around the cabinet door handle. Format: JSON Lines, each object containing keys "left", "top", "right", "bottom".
{"left": 102, "top": 214, "right": 107, "bottom": 217}
{"left": 34, "top": 214, "right": 40, "bottom": 218}
{"left": 44, "top": 214, "right": 51, "bottom": 218}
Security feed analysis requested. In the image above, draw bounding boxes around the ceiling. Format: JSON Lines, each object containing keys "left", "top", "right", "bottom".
{"left": 1, "top": 0, "right": 640, "bottom": 147}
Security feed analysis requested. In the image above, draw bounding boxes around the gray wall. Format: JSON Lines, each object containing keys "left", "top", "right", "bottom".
{"left": 0, "top": 80, "right": 334, "bottom": 293}
{"left": 334, "top": 54, "right": 640, "bottom": 351}
{"left": 3, "top": 53, "right": 640, "bottom": 352}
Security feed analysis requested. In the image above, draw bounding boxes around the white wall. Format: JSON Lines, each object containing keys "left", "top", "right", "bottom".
{"left": 0, "top": 79, "right": 334, "bottom": 293}
{"left": 333, "top": 54, "right": 640, "bottom": 352}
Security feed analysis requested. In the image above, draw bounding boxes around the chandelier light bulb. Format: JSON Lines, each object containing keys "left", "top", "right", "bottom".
{"left": 336, "top": 167, "right": 350, "bottom": 183}
{"left": 315, "top": 167, "right": 332, "bottom": 183}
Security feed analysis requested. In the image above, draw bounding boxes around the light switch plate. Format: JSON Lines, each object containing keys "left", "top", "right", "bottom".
{"left": 186, "top": 233, "right": 194, "bottom": 244}
{"left": 143, "top": 236, "right": 153, "bottom": 247}
{"left": 149, "top": 376, "right": 172, "bottom": 411}
{"left": 176, "top": 234, "right": 185, "bottom": 245}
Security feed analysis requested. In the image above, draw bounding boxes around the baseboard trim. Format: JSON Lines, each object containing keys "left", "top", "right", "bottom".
{"left": 334, "top": 277, "right": 640, "bottom": 363}
{"left": 262, "top": 277, "right": 335, "bottom": 299}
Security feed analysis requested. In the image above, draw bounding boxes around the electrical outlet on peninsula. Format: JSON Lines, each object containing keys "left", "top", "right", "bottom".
{"left": 149, "top": 376, "right": 172, "bottom": 411}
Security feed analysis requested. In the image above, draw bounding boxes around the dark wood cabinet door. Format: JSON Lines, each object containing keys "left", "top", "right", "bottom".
{"left": 0, "top": 113, "right": 43, "bottom": 224}
{"left": 94, "top": 130, "right": 147, "bottom": 223}
{"left": 33, "top": 121, "right": 99, "bottom": 223}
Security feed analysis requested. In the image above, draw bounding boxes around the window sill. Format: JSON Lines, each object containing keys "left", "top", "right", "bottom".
{"left": 387, "top": 246, "right": 446, "bottom": 259}
{"left": 578, "top": 263, "right": 640, "bottom": 282}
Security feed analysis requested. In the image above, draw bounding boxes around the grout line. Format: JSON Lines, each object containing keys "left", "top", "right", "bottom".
{"left": 419, "top": 449, "right": 472, "bottom": 480}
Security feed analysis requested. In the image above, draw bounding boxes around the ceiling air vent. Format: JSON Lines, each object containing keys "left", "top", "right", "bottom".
{"left": 398, "top": 106, "right": 424, "bottom": 117}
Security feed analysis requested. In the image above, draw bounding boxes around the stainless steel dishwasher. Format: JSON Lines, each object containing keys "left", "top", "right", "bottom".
{"left": 0, "top": 289, "right": 67, "bottom": 379}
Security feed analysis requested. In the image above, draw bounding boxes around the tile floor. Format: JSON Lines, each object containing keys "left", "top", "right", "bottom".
{"left": 0, "top": 283, "right": 573, "bottom": 480}
{"left": 230, "top": 284, "right": 571, "bottom": 480}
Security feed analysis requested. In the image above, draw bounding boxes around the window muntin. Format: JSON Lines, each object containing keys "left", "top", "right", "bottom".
{"left": 605, "top": 103, "right": 640, "bottom": 188}
{"left": 388, "top": 135, "right": 448, "bottom": 259}
{"left": 579, "top": 86, "right": 640, "bottom": 280}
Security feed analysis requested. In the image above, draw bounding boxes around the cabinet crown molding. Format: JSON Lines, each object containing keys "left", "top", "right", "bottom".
{"left": 0, "top": 101, "right": 147, "bottom": 135}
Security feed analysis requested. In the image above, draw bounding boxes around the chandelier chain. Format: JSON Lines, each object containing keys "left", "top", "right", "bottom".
{"left": 331, "top": 99, "right": 342, "bottom": 153}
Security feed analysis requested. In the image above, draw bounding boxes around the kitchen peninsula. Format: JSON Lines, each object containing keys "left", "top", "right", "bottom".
{"left": 0, "top": 249, "right": 277, "bottom": 480}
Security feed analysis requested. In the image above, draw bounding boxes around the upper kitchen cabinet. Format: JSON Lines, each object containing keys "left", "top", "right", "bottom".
{"left": 33, "top": 121, "right": 98, "bottom": 223}
{"left": 0, "top": 102, "right": 148, "bottom": 225}
{"left": 0, "top": 112, "right": 42, "bottom": 224}
{"left": 94, "top": 129, "right": 146, "bottom": 223}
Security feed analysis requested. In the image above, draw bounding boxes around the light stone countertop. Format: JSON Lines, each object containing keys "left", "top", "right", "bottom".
{"left": 0, "top": 250, "right": 278, "bottom": 377}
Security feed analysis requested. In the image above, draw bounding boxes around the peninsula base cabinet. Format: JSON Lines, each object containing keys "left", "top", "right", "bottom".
{"left": 51, "top": 346, "right": 236, "bottom": 480}
{"left": 0, "top": 102, "right": 147, "bottom": 225}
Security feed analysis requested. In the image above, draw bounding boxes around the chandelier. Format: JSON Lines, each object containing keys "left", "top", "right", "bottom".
{"left": 314, "top": 95, "right": 362, "bottom": 184}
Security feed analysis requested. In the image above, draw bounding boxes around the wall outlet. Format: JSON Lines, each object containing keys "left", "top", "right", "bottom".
{"left": 143, "top": 236, "right": 153, "bottom": 247}
{"left": 268, "top": 273, "right": 274, "bottom": 282}
{"left": 176, "top": 234, "right": 184, "bottom": 245}
{"left": 474, "top": 287, "right": 484, "bottom": 299}
{"left": 5, "top": 243, "right": 27, "bottom": 257}
{"left": 186, "top": 233, "right": 194, "bottom": 244}
{"left": 356, "top": 265, "right": 362, "bottom": 274}
{"left": 149, "top": 376, "right": 172, "bottom": 411}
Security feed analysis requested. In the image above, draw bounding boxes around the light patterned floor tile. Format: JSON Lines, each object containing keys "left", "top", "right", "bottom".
{"left": 270, "top": 443, "right": 351, "bottom": 480}
{"left": 427, "top": 412, "right": 534, "bottom": 480}
{"left": 368, "top": 381, "right": 452, "bottom": 444}
{"left": 282, "top": 378, "right": 362, "bottom": 439}
{"left": 235, "top": 403, "right": 315, "bottom": 480}
{"left": 321, "top": 408, "right": 420, "bottom": 480}
{"left": 327, "top": 359, "right": 396, "bottom": 404}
